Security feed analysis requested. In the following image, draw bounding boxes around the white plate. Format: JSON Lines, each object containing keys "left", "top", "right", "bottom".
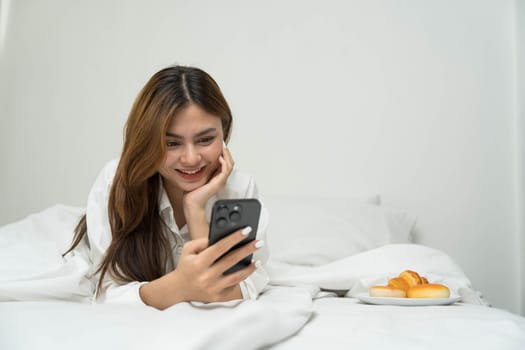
{"left": 356, "top": 293, "right": 461, "bottom": 306}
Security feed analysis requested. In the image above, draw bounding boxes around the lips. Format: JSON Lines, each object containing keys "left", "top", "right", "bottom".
{"left": 175, "top": 166, "right": 206, "bottom": 180}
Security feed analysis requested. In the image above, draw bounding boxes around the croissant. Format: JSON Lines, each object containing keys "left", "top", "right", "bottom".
{"left": 399, "top": 270, "right": 422, "bottom": 287}
{"left": 369, "top": 270, "right": 450, "bottom": 298}
{"left": 387, "top": 277, "right": 409, "bottom": 292}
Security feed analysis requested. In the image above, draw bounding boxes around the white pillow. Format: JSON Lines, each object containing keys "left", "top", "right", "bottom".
{"left": 263, "top": 195, "right": 416, "bottom": 266}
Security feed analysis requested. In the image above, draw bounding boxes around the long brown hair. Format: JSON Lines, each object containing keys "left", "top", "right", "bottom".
{"left": 64, "top": 66, "right": 233, "bottom": 292}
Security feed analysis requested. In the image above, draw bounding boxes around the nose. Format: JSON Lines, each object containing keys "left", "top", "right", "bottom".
{"left": 180, "top": 144, "right": 202, "bottom": 165}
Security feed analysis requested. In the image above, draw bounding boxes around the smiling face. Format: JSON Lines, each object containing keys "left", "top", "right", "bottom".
{"left": 159, "top": 104, "right": 224, "bottom": 196}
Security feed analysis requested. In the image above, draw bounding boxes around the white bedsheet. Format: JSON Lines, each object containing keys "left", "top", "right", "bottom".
{"left": 267, "top": 243, "right": 487, "bottom": 305}
{"left": 1, "top": 204, "right": 525, "bottom": 350}
{"left": 270, "top": 297, "right": 525, "bottom": 350}
{"left": 0, "top": 205, "right": 92, "bottom": 302}
{"left": 0, "top": 286, "right": 313, "bottom": 350}
{"left": 0, "top": 205, "right": 314, "bottom": 349}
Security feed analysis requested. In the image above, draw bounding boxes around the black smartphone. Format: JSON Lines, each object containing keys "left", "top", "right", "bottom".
{"left": 208, "top": 198, "right": 261, "bottom": 275}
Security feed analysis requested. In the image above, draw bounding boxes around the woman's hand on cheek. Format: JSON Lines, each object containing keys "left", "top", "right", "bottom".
{"left": 183, "top": 143, "right": 234, "bottom": 211}
{"left": 172, "top": 228, "right": 258, "bottom": 303}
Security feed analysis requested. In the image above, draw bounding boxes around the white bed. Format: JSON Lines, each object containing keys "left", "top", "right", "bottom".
{"left": 270, "top": 296, "right": 525, "bottom": 350}
{"left": 1, "top": 196, "right": 524, "bottom": 350}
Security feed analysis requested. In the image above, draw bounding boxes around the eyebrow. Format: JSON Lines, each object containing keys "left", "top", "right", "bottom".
{"left": 166, "top": 128, "right": 218, "bottom": 139}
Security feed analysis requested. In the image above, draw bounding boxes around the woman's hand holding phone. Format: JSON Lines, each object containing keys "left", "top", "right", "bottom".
{"left": 170, "top": 228, "right": 260, "bottom": 304}
{"left": 140, "top": 228, "right": 259, "bottom": 308}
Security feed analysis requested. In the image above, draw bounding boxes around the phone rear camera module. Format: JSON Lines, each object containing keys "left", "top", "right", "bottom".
{"left": 229, "top": 211, "right": 241, "bottom": 222}
{"left": 216, "top": 217, "right": 227, "bottom": 227}
{"left": 218, "top": 206, "right": 229, "bottom": 217}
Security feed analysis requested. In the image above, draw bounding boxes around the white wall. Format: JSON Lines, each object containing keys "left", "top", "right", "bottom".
{"left": 0, "top": 0, "right": 522, "bottom": 314}
{"left": 514, "top": 0, "right": 525, "bottom": 316}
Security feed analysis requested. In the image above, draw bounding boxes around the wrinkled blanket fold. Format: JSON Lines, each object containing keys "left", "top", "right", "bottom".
{"left": 267, "top": 243, "right": 487, "bottom": 305}
{"left": 0, "top": 205, "right": 490, "bottom": 349}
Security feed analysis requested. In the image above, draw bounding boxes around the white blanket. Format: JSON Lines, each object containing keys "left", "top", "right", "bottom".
{"left": 267, "top": 243, "right": 487, "bottom": 305}
{"left": 0, "top": 205, "right": 93, "bottom": 302}
{"left": 0, "top": 286, "right": 313, "bottom": 350}
{"left": 0, "top": 204, "right": 518, "bottom": 350}
{"left": 0, "top": 205, "right": 314, "bottom": 349}
{"left": 271, "top": 298, "right": 525, "bottom": 350}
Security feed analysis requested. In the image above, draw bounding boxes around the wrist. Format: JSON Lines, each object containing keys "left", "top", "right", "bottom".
{"left": 183, "top": 201, "right": 206, "bottom": 221}
{"left": 166, "top": 269, "right": 188, "bottom": 304}
{"left": 139, "top": 270, "right": 187, "bottom": 310}
{"left": 182, "top": 195, "right": 205, "bottom": 214}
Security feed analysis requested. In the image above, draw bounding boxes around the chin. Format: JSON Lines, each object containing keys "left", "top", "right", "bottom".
{"left": 177, "top": 175, "right": 211, "bottom": 193}
{"left": 179, "top": 182, "right": 204, "bottom": 193}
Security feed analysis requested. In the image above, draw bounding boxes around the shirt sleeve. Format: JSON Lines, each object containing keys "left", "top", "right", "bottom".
{"left": 238, "top": 175, "right": 270, "bottom": 299}
{"left": 85, "top": 159, "right": 149, "bottom": 306}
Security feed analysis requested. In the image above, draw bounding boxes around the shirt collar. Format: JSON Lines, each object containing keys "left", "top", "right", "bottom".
{"left": 157, "top": 176, "right": 184, "bottom": 234}
{"left": 158, "top": 176, "right": 172, "bottom": 215}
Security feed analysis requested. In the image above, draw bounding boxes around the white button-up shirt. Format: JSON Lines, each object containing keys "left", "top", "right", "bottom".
{"left": 85, "top": 159, "right": 269, "bottom": 305}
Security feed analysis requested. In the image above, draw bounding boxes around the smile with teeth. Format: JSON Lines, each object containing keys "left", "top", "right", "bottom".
{"left": 177, "top": 166, "right": 205, "bottom": 175}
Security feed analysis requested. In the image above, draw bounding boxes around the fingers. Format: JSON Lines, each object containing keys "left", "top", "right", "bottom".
{"left": 176, "top": 229, "right": 260, "bottom": 303}
{"left": 218, "top": 261, "right": 257, "bottom": 291}
{"left": 210, "top": 239, "right": 261, "bottom": 276}
{"left": 215, "top": 157, "right": 232, "bottom": 182}
{"left": 182, "top": 238, "right": 209, "bottom": 255}
{"left": 206, "top": 148, "right": 233, "bottom": 189}
{"left": 219, "top": 141, "right": 234, "bottom": 176}
{"left": 200, "top": 227, "right": 252, "bottom": 266}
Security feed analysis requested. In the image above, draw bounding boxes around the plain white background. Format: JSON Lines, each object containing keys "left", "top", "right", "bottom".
{"left": 0, "top": 0, "right": 523, "bottom": 315}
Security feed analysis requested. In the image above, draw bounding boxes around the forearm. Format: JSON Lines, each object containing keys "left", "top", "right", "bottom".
{"left": 139, "top": 275, "right": 242, "bottom": 310}
{"left": 139, "top": 271, "right": 186, "bottom": 310}
{"left": 184, "top": 202, "right": 209, "bottom": 240}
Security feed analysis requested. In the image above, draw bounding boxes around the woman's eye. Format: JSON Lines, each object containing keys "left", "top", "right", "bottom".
{"left": 167, "top": 141, "right": 180, "bottom": 147}
{"left": 198, "top": 136, "right": 216, "bottom": 145}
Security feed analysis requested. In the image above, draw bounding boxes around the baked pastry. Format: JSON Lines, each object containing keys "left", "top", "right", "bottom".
{"left": 399, "top": 270, "right": 422, "bottom": 287}
{"left": 369, "top": 285, "right": 406, "bottom": 298}
{"left": 387, "top": 277, "right": 409, "bottom": 292}
{"left": 369, "top": 270, "right": 451, "bottom": 299}
{"left": 407, "top": 284, "right": 450, "bottom": 298}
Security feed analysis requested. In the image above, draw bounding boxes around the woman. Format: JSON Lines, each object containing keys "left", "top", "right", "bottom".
{"left": 64, "top": 65, "right": 269, "bottom": 310}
